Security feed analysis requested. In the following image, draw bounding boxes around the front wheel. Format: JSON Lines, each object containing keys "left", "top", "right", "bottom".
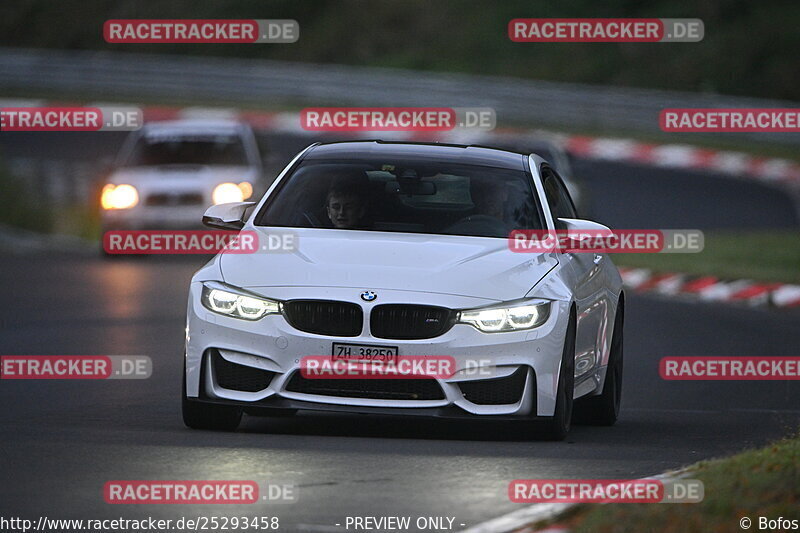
{"left": 536, "top": 311, "right": 576, "bottom": 441}
{"left": 182, "top": 365, "right": 242, "bottom": 431}
{"left": 573, "top": 301, "right": 623, "bottom": 426}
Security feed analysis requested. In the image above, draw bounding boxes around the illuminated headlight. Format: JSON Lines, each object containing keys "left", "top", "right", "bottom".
{"left": 201, "top": 282, "right": 280, "bottom": 321}
{"left": 238, "top": 181, "right": 254, "bottom": 199}
{"left": 101, "top": 184, "right": 139, "bottom": 210}
{"left": 458, "top": 300, "right": 551, "bottom": 332}
{"left": 213, "top": 182, "right": 245, "bottom": 205}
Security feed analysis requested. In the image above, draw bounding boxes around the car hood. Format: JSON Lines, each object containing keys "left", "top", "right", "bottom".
{"left": 220, "top": 227, "right": 558, "bottom": 301}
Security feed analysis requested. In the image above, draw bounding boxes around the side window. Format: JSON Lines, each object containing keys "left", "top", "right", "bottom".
{"left": 541, "top": 165, "right": 577, "bottom": 228}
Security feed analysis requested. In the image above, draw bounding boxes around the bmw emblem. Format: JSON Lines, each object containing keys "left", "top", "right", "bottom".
{"left": 360, "top": 291, "right": 377, "bottom": 302}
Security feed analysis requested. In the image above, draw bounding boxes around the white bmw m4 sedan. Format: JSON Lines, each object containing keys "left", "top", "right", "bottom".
{"left": 183, "top": 140, "right": 624, "bottom": 440}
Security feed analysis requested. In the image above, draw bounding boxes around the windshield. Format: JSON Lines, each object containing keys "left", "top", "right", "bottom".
{"left": 256, "top": 158, "right": 544, "bottom": 238}
{"left": 124, "top": 132, "right": 249, "bottom": 167}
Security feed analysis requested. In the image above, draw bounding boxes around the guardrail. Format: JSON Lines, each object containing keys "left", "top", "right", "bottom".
{"left": 1, "top": 47, "right": 798, "bottom": 145}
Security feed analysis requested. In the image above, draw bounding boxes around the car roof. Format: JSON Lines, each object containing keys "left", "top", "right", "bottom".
{"left": 478, "top": 137, "right": 563, "bottom": 156}
{"left": 141, "top": 119, "right": 249, "bottom": 137}
{"left": 304, "top": 140, "right": 527, "bottom": 171}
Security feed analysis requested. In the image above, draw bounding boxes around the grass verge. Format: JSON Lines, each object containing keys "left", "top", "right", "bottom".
{"left": 0, "top": 160, "right": 53, "bottom": 233}
{"left": 548, "top": 431, "right": 800, "bottom": 533}
{"left": 614, "top": 231, "right": 800, "bottom": 284}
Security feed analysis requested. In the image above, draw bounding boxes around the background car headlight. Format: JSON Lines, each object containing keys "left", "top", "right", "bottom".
{"left": 458, "top": 300, "right": 550, "bottom": 332}
{"left": 213, "top": 182, "right": 245, "bottom": 205}
{"left": 100, "top": 184, "right": 139, "bottom": 210}
{"left": 201, "top": 282, "right": 280, "bottom": 321}
{"left": 238, "top": 181, "right": 254, "bottom": 199}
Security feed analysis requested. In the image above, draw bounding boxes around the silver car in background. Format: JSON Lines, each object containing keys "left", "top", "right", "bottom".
{"left": 100, "top": 119, "right": 262, "bottom": 232}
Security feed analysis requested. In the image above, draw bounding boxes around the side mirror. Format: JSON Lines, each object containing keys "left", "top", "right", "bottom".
{"left": 202, "top": 202, "right": 256, "bottom": 230}
{"left": 556, "top": 218, "right": 612, "bottom": 250}
{"left": 557, "top": 218, "right": 610, "bottom": 232}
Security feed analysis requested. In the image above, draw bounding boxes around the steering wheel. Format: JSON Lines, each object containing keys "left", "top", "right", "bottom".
{"left": 443, "top": 214, "right": 509, "bottom": 236}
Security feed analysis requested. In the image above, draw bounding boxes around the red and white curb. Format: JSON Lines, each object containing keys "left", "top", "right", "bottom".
{"left": 564, "top": 136, "right": 800, "bottom": 185}
{"left": 230, "top": 109, "right": 800, "bottom": 186}
{"left": 618, "top": 267, "right": 800, "bottom": 308}
{"left": 176, "top": 109, "right": 800, "bottom": 185}
{"left": 2, "top": 98, "right": 799, "bottom": 186}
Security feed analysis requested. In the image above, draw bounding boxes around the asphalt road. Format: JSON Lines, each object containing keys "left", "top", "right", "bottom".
{"left": 1, "top": 133, "right": 799, "bottom": 532}
{"left": 1, "top": 253, "right": 799, "bottom": 532}
{"left": 572, "top": 159, "right": 798, "bottom": 229}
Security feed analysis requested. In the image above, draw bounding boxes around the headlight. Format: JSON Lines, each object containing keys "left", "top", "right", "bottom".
{"left": 213, "top": 182, "right": 245, "bottom": 205}
{"left": 458, "top": 299, "right": 551, "bottom": 332}
{"left": 201, "top": 282, "right": 280, "bottom": 321}
{"left": 238, "top": 181, "right": 254, "bottom": 199}
{"left": 101, "top": 184, "right": 139, "bottom": 210}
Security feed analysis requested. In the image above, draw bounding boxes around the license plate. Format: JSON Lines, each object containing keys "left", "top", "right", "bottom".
{"left": 332, "top": 343, "right": 398, "bottom": 363}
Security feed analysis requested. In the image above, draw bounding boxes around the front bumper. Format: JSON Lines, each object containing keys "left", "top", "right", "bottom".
{"left": 184, "top": 284, "right": 571, "bottom": 417}
{"left": 101, "top": 205, "right": 207, "bottom": 230}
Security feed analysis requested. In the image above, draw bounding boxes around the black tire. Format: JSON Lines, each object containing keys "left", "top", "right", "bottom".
{"left": 181, "top": 364, "right": 242, "bottom": 431}
{"left": 573, "top": 300, "right": 624, "bottom": 426}
{"left": 536, "top": 310, "right": 576, "bottom": 441}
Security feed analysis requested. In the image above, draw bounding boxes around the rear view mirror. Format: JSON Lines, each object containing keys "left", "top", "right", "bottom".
{"left": 385, "top": 180, "right": 437, "bottom": 195}
{"left": 202, "top": 202, "right": 256, "bottom": 230}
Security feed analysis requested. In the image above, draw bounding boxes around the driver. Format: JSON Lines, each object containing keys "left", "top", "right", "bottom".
{"left": 469, "top": 179, "right": 509, "bottom": 221}
{"left": 325, "top": 180, "right": 370, "bottom": 229}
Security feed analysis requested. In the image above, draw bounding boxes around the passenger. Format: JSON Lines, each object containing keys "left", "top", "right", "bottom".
{"left": 325, "top": 181, "right": 370, "bottom": 229}
{"left": 470, "top": 179, "right": 509, "bottom": 222}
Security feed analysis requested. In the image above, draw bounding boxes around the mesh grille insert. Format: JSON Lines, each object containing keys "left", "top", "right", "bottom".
{"left": 212, "top": 350, "right": 275, "bottom": 392}
{"left": 458, "top": 367, "right": 528, "bottom": 405}
{"left": 285, "top": 372, "right": 444, "bottom": 400}
{"left": 370, "top": 304, "right": 455, "bottom": 340}
{"left": 145, "top": 192, "right": 204, "bottom": 206}
{"left": 282, "top": 300, "right": 363, "bottom": 337}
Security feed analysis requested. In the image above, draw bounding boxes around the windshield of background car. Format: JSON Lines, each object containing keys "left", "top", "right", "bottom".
{"left": 256, "top": 158, "right": 544, "bottom": 238}
{"left": 124, "top": 132, "right": 249, "bottom": 167}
